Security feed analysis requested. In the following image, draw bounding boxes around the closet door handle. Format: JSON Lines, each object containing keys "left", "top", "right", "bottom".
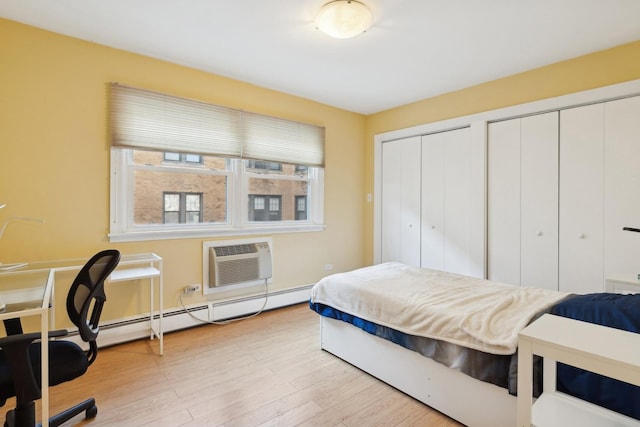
{"left": 536, "top": 231, "right": 543, "bottom": 237}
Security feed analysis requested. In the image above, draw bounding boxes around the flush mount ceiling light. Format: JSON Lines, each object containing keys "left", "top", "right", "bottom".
{"left": 315, "top": 0, "right": 373, "bottom": 39}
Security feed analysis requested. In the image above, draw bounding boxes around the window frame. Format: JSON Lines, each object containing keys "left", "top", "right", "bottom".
{"left": 109, "top": 149, "right": 324, "bottom": 242}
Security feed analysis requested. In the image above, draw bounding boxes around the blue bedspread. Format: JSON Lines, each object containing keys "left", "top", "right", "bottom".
{"left": 550, "top": 292, "right": 640, "bottom": 420}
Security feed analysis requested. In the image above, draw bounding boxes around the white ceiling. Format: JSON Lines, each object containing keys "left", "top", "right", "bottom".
{"left": 1, "top": 0, "right": 639, "bottom": 114}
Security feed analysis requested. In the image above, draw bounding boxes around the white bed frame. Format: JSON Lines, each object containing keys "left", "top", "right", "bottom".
{"left": 320, "top": 316, "right": 517, "bottom": 427}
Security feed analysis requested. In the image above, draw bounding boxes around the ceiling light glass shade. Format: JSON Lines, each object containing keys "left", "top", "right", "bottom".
{"left": 315, "top": 0, "right": 373, "bottom": 39}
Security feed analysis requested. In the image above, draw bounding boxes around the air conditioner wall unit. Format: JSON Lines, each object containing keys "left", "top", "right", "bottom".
{"left": 203, "top": 238, "right": 273, "bottom": 295}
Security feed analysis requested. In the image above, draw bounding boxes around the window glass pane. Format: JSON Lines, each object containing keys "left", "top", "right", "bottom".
{"left": 186, "top": 211, "right": 200, "bottom": 223}
{"left": 254, "top": 196, "right": 265, "bottom": 210}
{"left": 186, "top": 194, "right": 200, "bottom": 211}
{"left": 295, "top": 196, "right": 307, "bottom": 220}
{"left": 247, "top": 177, "right": 307, "bottom": 222}
{"left": 164, "top": 194, "right": 180, "bottom": 211}
{"left": 164, "top": 152, "right": 180, "bottom": 161}
{"left": 134, "top": 150, "right": 226, "bottom": 170}
{"left": 295, "top": 165, "right": 309, "bottom": 177}
{"left": 112, "top": 146, "right": 323, "bottom": 238}
{"left": 297, "top": 197, "right": 306, "bottom": 211}
{"left": 185, "top": 154, "right": 202, "bottom": 163}
{"left": 132, "top": 150, "right": 228, "bottom": 225}
{"left": 164, "top": 212, "right": 179, "bottom": 224}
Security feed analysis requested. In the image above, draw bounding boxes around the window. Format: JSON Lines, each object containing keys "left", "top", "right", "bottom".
{"left": 163, "top": 192, "right": 203, "bottom": 224}
{"left": 163, "top": 152, "right": 203, "bottom": 165}
{"left": 249, "top": 195, "right": 282, "bottom": 221}
{"left": 109, "top": 84, "right": 325, "bottom": 241}
{"left": 247, "top": 160, "right": 282, "bottom": 172}
{"left": 295, "top": 196, "right": 307, "bottom": 220}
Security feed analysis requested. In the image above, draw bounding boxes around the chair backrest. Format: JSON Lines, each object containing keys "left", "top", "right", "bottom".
{"left": 66, "top": 250, "right": 120, "bottom": 362}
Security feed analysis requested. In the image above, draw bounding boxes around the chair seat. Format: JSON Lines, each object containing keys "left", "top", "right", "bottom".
{"left": 0, "top": 341, "right": 88, "bottom": 403}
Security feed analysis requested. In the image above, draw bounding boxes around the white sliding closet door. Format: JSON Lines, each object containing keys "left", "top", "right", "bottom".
{"left": 560, "top": 104, "right": 604, "bottom": 293}
{"left": 420, "top": 132, "right": 445, "bottom": 270}
{"left": 487, "top": 119, "right": 521, "bottom": 285}
{"left": 604, "top": 96, "right": 640, "bottom": 278}
{"left": 520, "top": 112, "right": 559, "bottom": 290}
{"left": 381, "top": 136, "right": 422, "bottom": 267}
{"left": 443, "top": 127, "right": 472, "bottom": 275}
{"left": 487, "top": 112, "right": 558, "bottom": 289}
{"left": 420, "top": 128, "right": 472, "bottom": 275}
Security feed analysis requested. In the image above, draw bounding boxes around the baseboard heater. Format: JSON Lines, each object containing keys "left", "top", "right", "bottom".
{"left": 65, "top": 285, "right": 313, "bottom": 350}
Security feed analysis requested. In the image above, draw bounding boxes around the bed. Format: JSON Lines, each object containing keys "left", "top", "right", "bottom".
{"left": 309, "top": 262, "right": 640, "bottom": 427}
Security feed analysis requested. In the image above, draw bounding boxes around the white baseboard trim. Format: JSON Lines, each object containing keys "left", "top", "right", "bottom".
{"left": 67, "top": 285, "right": 313, "bottom": 351}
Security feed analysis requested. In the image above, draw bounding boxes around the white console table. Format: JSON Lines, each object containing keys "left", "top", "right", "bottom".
{"left": 517, "top": 314, "right": 640, "bottom": 427}
{"left": 108, "top": 253, "right": 163, "bottom": 355}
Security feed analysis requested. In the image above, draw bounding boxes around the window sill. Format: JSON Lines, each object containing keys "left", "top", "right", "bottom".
{"left": 108, "top": 224, "right": 326, "bottom": 243}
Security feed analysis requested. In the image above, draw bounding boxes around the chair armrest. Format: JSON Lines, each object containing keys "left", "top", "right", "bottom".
{"left": 0, "top": 331, "right": 42, "bottom": 347}
{"left": 47, "top": 328, "right": 69, "bottom": 339}
{"left": 0, "top": 329, "right": 68, "bottom": 348}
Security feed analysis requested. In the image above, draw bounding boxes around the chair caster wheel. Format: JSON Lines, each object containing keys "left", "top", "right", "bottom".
{"left": 86, "top": 405, "right": 98, "bottom": 419}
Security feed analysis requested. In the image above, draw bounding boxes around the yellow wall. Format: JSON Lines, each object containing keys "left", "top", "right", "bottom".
{"left": 363, "top": 40, "right": 640, "bottom": 263}
{"left": 3, "top": 17, "right": 640, "bottom": 326}
{"left": 0, "top": 19, "right": 366, "bottom": 325}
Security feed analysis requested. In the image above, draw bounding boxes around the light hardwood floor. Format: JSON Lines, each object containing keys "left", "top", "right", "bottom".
{"left": 1, "top": 303, "right": 463, "bottom": 426}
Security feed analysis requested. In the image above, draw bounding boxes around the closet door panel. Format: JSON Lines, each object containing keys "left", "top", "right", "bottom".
{"left": 443, "top": 127, "right": 472, "bottom": 275}
{"left": 487, "top": 119, "right": 521, "bottom": 285}
{"left": 420, "top": 133, "right": 445, "bottom": 270}
{"left": 520, "top": 112, "right": 559, "bottom": 290}
{"left": 559, "top": 104, "right": 604, "bottom": 293}
{"left": 381, "top": 137, "right": 422, "bottom": 266}
{"left": 604, "top": 96, "right": 640, "bottom": 277}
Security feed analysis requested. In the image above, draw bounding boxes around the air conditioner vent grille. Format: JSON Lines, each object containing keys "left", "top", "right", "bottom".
{"left": 214, "top": 244, "right": 257, "bottom": 257}
{"left": 215, "top": 258, "right": 260, "bottom": 286}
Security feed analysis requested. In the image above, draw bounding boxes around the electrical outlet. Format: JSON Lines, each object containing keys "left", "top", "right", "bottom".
{"left": 183, "top": 284, "right": 201, "bottom": 294}
{"left": 324, "top": 264, "right": 333, "bottom": 271}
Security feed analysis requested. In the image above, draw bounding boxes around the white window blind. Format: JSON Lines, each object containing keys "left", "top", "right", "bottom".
{"left": 242, "top": 111, "right": 325, "bottom": 166}
{"left": 110, "top": 83, "right": 325, "bottom": 166}
{"left": 110, "top": 83, "right": 242, "bottom": 157}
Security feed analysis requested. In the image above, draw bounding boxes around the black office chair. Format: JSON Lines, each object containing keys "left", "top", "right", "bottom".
{"left": 0, "top": 249, "right": 120, "bottom": 427}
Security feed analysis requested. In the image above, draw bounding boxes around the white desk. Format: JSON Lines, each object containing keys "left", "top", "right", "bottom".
{"left": 0, "top": 269, "right": 54, "bottom": 427}
{"left": 517, "top": 314, "right": 640, "bottom": 427}
{"left": 14, "top": 253, "right": 164, "bottom": 355}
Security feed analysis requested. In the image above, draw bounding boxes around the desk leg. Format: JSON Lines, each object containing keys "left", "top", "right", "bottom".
{"left": 517, "top": 338, "right": 533, "bottom": 427}
{"left": 41, "top": 310, "right": 49, "bottom": 427}
{"left": 149, "top": 273, "right": 164, "bottom": 355}
{"left": 158, "top": 263, "right": 163, "bottom": 355}
{"left": 149, "top": 277, "right": 154, "bottom": 342}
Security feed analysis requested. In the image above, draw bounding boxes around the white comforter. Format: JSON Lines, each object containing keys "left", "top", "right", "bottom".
{"left": 310, "top": 262, "right": 569, "bottom": 355}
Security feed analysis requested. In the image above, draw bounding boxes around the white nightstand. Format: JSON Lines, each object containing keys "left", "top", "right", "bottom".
{"left": 605, "top": 274, "right": 640, "bottom": 294}
{"left": 517, "top": 314, "right": 640, "bottom": 427}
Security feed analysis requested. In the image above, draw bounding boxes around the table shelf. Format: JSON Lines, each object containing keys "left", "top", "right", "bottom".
{"left": 532, "top": 392, "right": 639, "bottom": 427}
{"left": 517, "top": 314, "right": 640, "bottom": 427}
{"left": 109, "top": 266, "right": 160, "bottom": 282}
